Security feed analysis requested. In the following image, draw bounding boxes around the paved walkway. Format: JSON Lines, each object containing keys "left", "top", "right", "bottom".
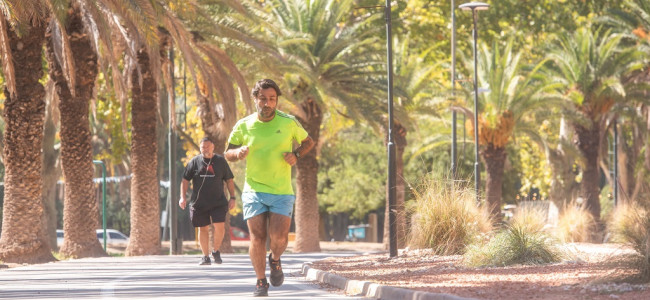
{"left": 0, "top": 253, "right": 364, "bottom": 299}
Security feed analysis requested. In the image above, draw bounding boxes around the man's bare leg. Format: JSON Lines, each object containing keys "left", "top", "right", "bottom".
{"left": 268, "top": 213, "right": 291, "bottom": 261}
{"left": 247, "top": 213, "right": 268, "bottom": 280}
{"left": 212, "top": 222, "right": 226, "bottom": 251}
{"left": 198, "top": 225, "right": 210, "bottom": 256}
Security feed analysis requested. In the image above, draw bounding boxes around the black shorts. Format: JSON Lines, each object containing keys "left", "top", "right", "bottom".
{"left": 190, "top": 205, "right": 227, "bottom": 227}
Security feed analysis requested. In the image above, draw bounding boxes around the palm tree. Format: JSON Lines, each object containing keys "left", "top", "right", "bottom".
{"left": 44, "top": 0, "right": 107, "bottom": 258}
{"left": 0, "top": 2, "right": 55, "bottom": 263}
{"left": 126, "top": 43, "right": 164, "bottom": 255}
{"left": 545, "top": 26, "right": 646, "bottom": 223}
{"left": 121, "top": 1, "right": 253, "bottom": 255}
{"left": 603, "top": 0, "right": 650, "bottom": 202}
{"left": 259, "top": 0, "right": 384, "bottom": 252}
{"left": 455, "top": 40, "right": 554, "bottom": 217}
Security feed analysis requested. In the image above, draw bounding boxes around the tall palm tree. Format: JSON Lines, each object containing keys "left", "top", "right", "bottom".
{"left": 603, "top": 0, "right": 650, "bottom": 202}
{"left": 259, "top": 0, "right": 384, "bottom": 252}
{"left": 44, "top": 0, "right": 107, "bottom": 258}
{"left": 126, "top": 43, "right": 164, "bottom": 255}
{"left": 121, "top": 1, "right": 252, "bottom": 255}
{"left": 546, "top": 27, "right": 646, "bottom": 223}
{"left": 462, "top": 41, "right": 553, "bottom": 217}
{"left": 0, "top": 2, "right": 55, "bottom": 263}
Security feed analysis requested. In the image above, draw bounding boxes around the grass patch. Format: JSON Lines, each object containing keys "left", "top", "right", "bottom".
{"left": 52, "top": 251, "right": 66, "bottom": 261}
{"left": 407, "top": 175, "right": 492, "bottom": 255}
{"left": 464, "top": 208, "right": 562, "bottom": 267}
{"left": 555, "top": 203, "right": 595, "bottom": 243}
{"left": 608, "top": 203, "right": 650, "bottom": 280}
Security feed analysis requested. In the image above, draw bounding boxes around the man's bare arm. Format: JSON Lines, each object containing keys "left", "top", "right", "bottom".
{"left": 294, "top": 136, "right": 315, "bottom": 158}
{"left": 226, "top": 178, "right": 236, "bottom": 210}
{"left": 179, "top": 178, "right": 190, "bottom": 209}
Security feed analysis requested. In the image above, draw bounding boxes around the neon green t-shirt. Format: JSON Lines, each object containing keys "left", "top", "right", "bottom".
{"left": 227, "top": 111, "right": 308, "bottom": 195}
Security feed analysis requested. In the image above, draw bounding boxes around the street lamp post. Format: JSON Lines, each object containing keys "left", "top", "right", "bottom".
{"left": 613, "top": 119, "right": 618, "bottom": 206}
{"left": 353, "top": 0, "right": 397, "bottom": 259}
{"left": 459, "top": 2, "right": 489, "bottom": 204}
{"left": 168, "top": 47, "right": 180, "bottom": 254}
{"left": 451, "top": 0, "right": 457, "bottom": 178}
{"left": 385, "top": 0, "right": 397, "bottom": 258}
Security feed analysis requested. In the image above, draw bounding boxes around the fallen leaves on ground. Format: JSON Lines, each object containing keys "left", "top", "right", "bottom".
{"left": 310, "top": 243, "right": 650, "bottom": 300}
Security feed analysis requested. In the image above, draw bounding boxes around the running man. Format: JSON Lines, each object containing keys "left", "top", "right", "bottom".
{"left": 225, "top": 79, "right": 315, "bottom": 297}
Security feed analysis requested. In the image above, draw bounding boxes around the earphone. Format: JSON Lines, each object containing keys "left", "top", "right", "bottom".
{"left": 195, "top": 154, "right": 213, "bottom": 201}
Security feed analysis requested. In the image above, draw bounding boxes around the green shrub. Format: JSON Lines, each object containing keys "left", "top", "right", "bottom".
{"left": 608, "top": 203, "right": 650, "bottom": 279}
{"left": 464, "top": 208, "right": 562, "bottom": 267}
{"left": 407, "top": 175, "right": 492, "bottom": 255}
{"left": 556, "top": 203, "right": 595, "bottom": 243}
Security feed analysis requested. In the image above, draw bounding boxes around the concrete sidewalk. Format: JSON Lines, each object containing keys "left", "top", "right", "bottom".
{"left": 0, "top": 253, "right": 364, "bottom": 299}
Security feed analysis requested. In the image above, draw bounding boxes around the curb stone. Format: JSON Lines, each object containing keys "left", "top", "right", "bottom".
{"left": 301, "top": 263, "right": 477, "bottom": 300}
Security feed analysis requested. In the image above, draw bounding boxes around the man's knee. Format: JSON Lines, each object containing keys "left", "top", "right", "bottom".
{"left": 269, "top": 231, "right": 287, "bottom": 243}
{"left": 250, "top": 235, "right": 266, "bottom": 244}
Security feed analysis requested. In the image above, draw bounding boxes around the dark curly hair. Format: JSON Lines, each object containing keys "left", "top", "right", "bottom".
{"left": 251, "top": 79, "right": 282, "bottom": 98}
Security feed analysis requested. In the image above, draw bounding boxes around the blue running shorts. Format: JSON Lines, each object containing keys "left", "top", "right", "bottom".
{"left": 242, "top": 192, "right": 295, "bottom": 220}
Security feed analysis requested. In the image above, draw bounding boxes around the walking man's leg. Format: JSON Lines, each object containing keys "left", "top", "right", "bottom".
{"left": 198, "top": 225, "right": 211, "bottom": 265}
{"left": 211, "top": 222, "right": 225, "bottom": 263}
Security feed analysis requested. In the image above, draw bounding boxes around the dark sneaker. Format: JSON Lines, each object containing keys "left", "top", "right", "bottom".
{"left": 212, "top": 250, "right": 222, "bottom": 264}
{"left": 253, "top": 279, "right": 269, "bottom": 297}
{"left": 199, "top": 256, "right": 211, "bottom": 265}
{"left": 268, "top": 253, "right": 284, "bottom": 287}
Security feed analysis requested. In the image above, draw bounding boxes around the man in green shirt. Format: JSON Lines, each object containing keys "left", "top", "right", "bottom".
{"left": 225, "top": 79, "right": 314, "bottom": 297}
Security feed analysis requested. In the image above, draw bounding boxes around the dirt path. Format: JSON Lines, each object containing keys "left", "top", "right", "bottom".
{"left": 310, "top": 243, "right": 650, "bottom": 300}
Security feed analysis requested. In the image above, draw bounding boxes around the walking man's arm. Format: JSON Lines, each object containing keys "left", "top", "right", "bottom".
{"left": 226, "top": 178, "right": 236, "bottom": 210}
{"left": 179, "top": 178, "right": 189, "bottom": 210}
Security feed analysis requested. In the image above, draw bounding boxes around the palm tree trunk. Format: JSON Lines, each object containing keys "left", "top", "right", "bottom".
{"left": 548, "top": 117, "right": 579, "bottom": 208}
{"left": 126, "top": 48, "right": 160, "bottom": 256}
{"left": 574, "top": 122, "right": 602, "bottom": 224}
{"left": 548, "top": 148, "right": 579, "bottom": 209}
{"left": 616, "top": 124, "right": 636, "bottom": 203}
{"left": 482, "top": 145, "right": 507, "bottom": 218}
{"left": 45, "top": 4, "right": 106, "bottom": 258}
{"left": 0, "top": 21, "right": 55, "bottom": 264}
{"left": 294, "top": 99, "right": 322, "bottom": 252}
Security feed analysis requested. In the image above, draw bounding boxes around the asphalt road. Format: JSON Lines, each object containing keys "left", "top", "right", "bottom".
{"left": 0, "top": 253, "right": 364, "bottom": 299}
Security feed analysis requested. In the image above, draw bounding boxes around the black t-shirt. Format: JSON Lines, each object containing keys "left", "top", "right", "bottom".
{"left": 182, "top": 154, "right": 234, "bottom": 211}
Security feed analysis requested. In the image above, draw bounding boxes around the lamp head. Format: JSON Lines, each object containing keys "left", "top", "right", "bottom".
{"left": 459, "top": 2, "right": 489, "bottom": 11}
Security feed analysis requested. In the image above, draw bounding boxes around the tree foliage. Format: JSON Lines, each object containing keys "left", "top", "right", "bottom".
{"left": 318, "top": 126, "right": 385, "bottom": 221}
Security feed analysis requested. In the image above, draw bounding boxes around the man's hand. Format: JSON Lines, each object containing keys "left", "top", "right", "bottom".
{"left": 237, "top": 146, "right": 249, "bottom": 160}
{"left": 228, "top": 198, "right": 236, "bottom": 210}
{"left": 179, "top": 198, "right": 187, "bottom": 210}
{"left": 283, "top": 152, "right": 298, "bottom": 166}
